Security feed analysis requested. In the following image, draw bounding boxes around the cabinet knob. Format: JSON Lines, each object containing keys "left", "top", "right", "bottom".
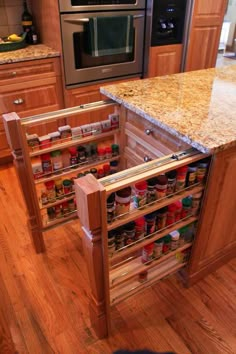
{"left": 144, "top": 155, "right": 152, "bottom": 162}
{"left": 13, "top": 98, "right": 24, "bottom": 105}
{"left": 145, "top": 128, "right": 153, "bottom": 135}
{"left": 11, "top": 71, "right": 17, "bottom": 77}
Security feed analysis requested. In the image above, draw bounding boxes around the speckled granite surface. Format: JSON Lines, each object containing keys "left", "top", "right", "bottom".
{"left": 101, "top": 65, "right": 236, "bottom": 154}
{"left": 0, "top": 44, "right": 60, "bottom": 64}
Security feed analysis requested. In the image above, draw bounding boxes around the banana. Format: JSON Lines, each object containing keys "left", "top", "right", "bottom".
{"left": 7, "top": 34, "right": 22, "bottom": 42}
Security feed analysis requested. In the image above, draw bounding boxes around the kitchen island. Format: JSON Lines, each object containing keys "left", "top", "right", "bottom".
{"left": 75, "top": 65, "right": 236, "bottom": 338}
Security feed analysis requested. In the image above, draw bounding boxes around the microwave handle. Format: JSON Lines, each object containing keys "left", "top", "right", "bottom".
{"left": 64, "top": 14, "right": 144, "bottom": 24}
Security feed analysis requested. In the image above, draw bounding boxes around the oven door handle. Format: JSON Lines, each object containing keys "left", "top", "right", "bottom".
{"left": 63, "top": 14, "right": 144, "bottom": 24}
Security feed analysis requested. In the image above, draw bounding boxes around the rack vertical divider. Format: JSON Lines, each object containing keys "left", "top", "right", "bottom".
{"left": 3, "top": 100, "right": 120, "bottom": 253}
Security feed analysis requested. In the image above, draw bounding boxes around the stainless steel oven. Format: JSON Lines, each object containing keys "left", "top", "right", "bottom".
{"left": 59, "top": 0, "right": 146, "bottom": 87}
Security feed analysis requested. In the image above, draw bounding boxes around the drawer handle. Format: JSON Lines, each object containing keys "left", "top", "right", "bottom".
{"left": 11, "top": 71, "right": 17, "bottom": 77}
{"left": 145, "top": 128, "right": 153, "bottom": 135}
{"left": 13, "top": 98, "right": 24, "bottom": 105}
{"left": 144, "top": 155, "right": 152, "bottom": 162}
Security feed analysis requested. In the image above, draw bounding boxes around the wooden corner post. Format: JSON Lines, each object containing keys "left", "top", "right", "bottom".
{"left": 75, "top": 174, "right": 109, "bottom": 338}
{"left": 3, "top": 112, "right": 45, "bottom": 253}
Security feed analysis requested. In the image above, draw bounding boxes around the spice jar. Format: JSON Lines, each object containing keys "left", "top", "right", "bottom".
{"left": 103, "top": 164, "right": 110, "bottom": 176}
{"left": 144, "top": 212, "right": 157, "bottom": 236}
{"left": 101, "top": 119, "right": 111, "bottom": 132}
{"left": 44, "top": 180, "right": 56, "bottom": 202}
{"left": 97, "top": 168, "right": 105, "bottom": 179}
{"left": 135, "top": 217, "right": 145, "bottom": 240}
{"left": 192, "top": 191, "right": 202, "bottom": 215}
{"left": 154, "top": 238, "right": 164, "bottom": 258}
{"left": 196, "top": 160, "right": 209, "bottom": 183}
{"left": 166, "top": 203, "right": 177, "bottom": 226}
{"left": 166, "top": 170, "right": 177, "bottom": 195}
{"left": 156, "top": 207, "right": 167, "bottom": 230}
{"left": 181, "top": 197, "right": 192, "bottom": 218}
{"left": 124, "top": 222, "right": 136, "bottom": 245}
{"left": 68, "top": 199, "right": 76, "bottom": 212}
{"left": 58, "top": 125, "right": 72, "bottom": 141}
{"left": 40, "top": 190, "right": 48, "bottom": 205}
{"left": 81, "top": 124, "right": 92, "bottom": 137}
{"left": 68, "top": 147, "right": 78, "bottom": 167}
{"left": 138, "top": 271, "right": 148, "bottom": 283}
{"left": 111, "top": 144, "right": 119, "bottom": 156}
{"left": 71, "top": 126, "right": 82, "bottom": 140}
{"left": 141, "top": 243, "right": 154, "bottom": 263}
{"left": 156, "top": 175, "right": 168, "bottom": 199}
{"left": 97, "top": 147, "right": 106, "bottom": 160}
{"left": 108, "top": 113, "right": 119, "bottom": 129}
{"left": 61, "top": 201, "right": 69, "bottom": 215}
{"left": 186, "top": 163, "right": 197, "bottom": 186}
{"left": 107, "top": 193, "right": 115, "bottom": 223}
{"left": 162, "top": 235, "right": 171, "bottom": 254}
{"left": 133, "top": 180, "right": 147, "bottom": 208}
{"left": 27, "top": 133, "right": 39, "bottom": 151}
{"left": 90, "top": 168, "right": 98, "bottom": 178}
{"left": 146, "top": 177, "right": 157, "bottom": 203}
{"left": 55, "top": 204, "right": 62, "bottom": 218}
{"left": 90, "top": 143, "right": 97, "bottom": 160}
{"left": 176, "top": 166, "right": 188, "bottom": 191}
{"left": 51, "top": 150, "right": 63, "bottom": 172}
{"left": 115, "top": 228, "right": 125, "bottom": 249}
{"left": 47, "top": 207, "right": 56, "bottom": 220}
{"left": 62, "top": 179, "right": 73, "bottom": 194}
{"left": 91, "top": 122, "right": 102, "bottom": 135}
{"left": 39, "top": 135, "right": 51, "bottom": 149}
{"left": 105, "top": 146, "right": 112, "bottom": 159}
{"left": 110, "top": 160, "right": 119, "bottom": 174}
{"left": 49, "top": 131, "right": 61, "bottom": 144}
{"left": 77, "top": 146, "right": 86, "bottom": 164}
{"left": 32, "top": 157, "right": 43, "bottom": 179}
{"left": 55, "top": 178, "right": 64, "bottom": 199}
{"left": 173, "top": 200, "right": 182, "bottom": 222}
{"left": 170, "top": 230, "right": 180, "bottom": 250}
{"left": 40, "top": 153, "right": 52, "bottom": 174}
{"left": 115, "top": 187, "right": 131, "bottom": 216}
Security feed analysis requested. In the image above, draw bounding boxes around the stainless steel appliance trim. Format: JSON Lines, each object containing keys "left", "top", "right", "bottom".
{"left": 64, "top": 14, "right": 144, "bottom": 24}
{"left": 59, "top": 0, "right": 146, "bottom": 12}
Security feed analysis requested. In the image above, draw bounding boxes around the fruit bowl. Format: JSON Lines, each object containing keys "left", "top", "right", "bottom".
{"left": 0, "top": 33, "right": 27, "bottom": 53}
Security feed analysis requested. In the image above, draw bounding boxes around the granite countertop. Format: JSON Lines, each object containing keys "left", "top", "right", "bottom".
{"left": 0, "top": 44, "right": 60, "bottom": 64}
{"left": 101, "top": 65, "right": 236, "bottom": 154}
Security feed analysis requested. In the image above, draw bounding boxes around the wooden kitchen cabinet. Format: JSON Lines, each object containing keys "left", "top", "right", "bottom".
{"left": 184, "top": 0, "right": 228, "bottom": 71}
{"left": 64, "top": 78, "right": 139, "bottom": 127}
{"left": 0, "top": 57, "right": 64, "bottom": 164}
{"left": 147, "top": 44, "right": 183, "bottom": 78}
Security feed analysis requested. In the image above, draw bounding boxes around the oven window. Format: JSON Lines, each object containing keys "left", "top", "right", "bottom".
{"left": 73, "top": 31, "right": 135, "bottom": 69}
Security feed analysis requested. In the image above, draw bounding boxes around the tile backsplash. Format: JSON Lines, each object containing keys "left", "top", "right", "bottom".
{"left": 0, "top": 0, "right": 32, "bottom": 38}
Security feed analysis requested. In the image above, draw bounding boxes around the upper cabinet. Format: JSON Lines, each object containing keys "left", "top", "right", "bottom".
{"left": 184, "top": 0, "right": 228, "bottom": 71}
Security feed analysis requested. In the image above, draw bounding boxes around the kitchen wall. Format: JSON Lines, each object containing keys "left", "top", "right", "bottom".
{"left": 0, "top": 0, "right": 32, "bottom": 38}
{"left": 225, "top": 0, "right": 236, "bottom": 22}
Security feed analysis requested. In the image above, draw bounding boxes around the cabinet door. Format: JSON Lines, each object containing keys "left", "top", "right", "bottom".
{"left": 188, "top": 145, "right": 236, "bottom": 283}
{"left": 148, "top": 44, "right": 182, "bottom": 78}
{"left": 184, "top": 0, "right": 228, "bottom": 71}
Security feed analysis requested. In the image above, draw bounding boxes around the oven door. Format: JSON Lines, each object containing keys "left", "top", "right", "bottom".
{"left": 60, "top": 10, "right": 145, "bottom": 87}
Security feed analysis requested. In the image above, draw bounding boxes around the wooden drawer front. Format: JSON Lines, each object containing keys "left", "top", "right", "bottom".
{"left": 126, "top": 110, "right": 190, "bottom": 152}
{"left": 0, "top": 58, "right": 60, "bottom": 85}
{"left": 0, "top": 130, "right": 9, "bottom": 152}
{"left": 0, "top": 78, "right": 60, "bottom": 117}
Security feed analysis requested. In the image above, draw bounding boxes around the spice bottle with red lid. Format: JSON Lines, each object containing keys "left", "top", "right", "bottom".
{"left": 166, "top": 203, "right": 177, "bottom": 226}
{"left": 141, "top": 243, "right": 154, "bottom": 263}
{"left": 68, "top": 147, "right": 78, "bottom": 167}
{"left": 44, "top": 180, "right": 56, "bottom": 202}
{"left": 133, "top": 180, "right": 147, "bottom": 208}
{"left": 41, "top": 153, "right": 52, "bottom": 174}
{"left": 135, "top": 217, "right": 145, "bottom": 240}
{"left": 176, "top": 166, "right": 188, "bottom": 191}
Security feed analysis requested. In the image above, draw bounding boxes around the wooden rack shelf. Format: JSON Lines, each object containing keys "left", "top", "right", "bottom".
{"left": 109, "top": 216, "right": 197, "bottom": 263}
{"left": 107, "top": 184, "right": 203, "bottom": 231}
{"left": 29, "top": 129, "right": 120, "bottom": 157}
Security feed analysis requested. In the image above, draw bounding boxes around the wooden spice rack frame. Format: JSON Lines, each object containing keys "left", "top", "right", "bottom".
{"left": 3, "top": 100, "right": 120, "bottom": 253}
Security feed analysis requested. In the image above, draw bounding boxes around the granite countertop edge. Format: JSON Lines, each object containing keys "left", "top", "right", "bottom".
{"left": 0, "top": 44, "right": 60, "bottom": 65}
{"left": 100, "top": 89, "right": 213, "bottom": 155}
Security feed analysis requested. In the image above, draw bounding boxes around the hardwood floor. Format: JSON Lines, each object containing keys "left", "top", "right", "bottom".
{"left": 0, "top": 163, "right": 236, "bottom": 354}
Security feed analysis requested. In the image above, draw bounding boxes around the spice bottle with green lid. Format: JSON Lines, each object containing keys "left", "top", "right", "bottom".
{"left": 62, "top": 179, "right": 72, "bottom": 194}
{"left": 181, "top": 197, "right": 192, "bottom": 218}
{"left": 111, "top": 144, "right": 119, "bottom": 156}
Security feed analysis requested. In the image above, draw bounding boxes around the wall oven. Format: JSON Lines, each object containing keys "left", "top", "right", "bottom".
{"left": 59, "top": 0, "right": 146, "bottom": 87}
